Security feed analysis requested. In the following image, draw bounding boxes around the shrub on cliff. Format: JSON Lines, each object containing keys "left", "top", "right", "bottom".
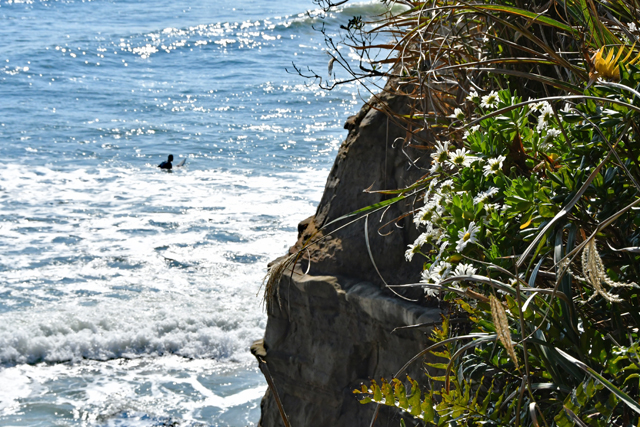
{"left": 299, "top": 0, "right": 640, "bottom": 425}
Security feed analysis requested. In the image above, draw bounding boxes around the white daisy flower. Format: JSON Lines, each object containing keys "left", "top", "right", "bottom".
{"left": 532, "top": 100, "right": 551, "bottom": 112}
{"left": 433, "top": 260, "right": 452, "bottom": 278}
{"left": 405, "top": 241, "right": 421, "bottom": 261}
{"left": 420, "top": 223, "right": 435, "bottom": 236}
{"left": 433, "top": 228, "right": 445, "bottom": 244}
{"left": 629, "top": 22, "right": 638, "bottom": 32}
{"left": 421, "top": 265, "right": 438, "bottom": 284}
{"left": 537, "top": 104, "right": 554, "bottom": 130}
{"left": 480, "top": 91, "right": 499, "bottom": 109}
{"left": 486, "top": 186, "right": 499, "bottom": 196}
{"left": 484, "top": 203, "right": 500, "bottom": 213}
{"left": 422, "top": 260, "right": 452, "bottom": 285}
{"left": 546, "top": 128, "right": 561, "bottom": 138}
{"left": 473, "top": 186, "right": 499, "bottom": 204}
{"left": 406, "top": 229, "right": 441, "bottom": 261}
{"left": 439, "top": 179, "right": 454, "bottom": 193}
{"left": 416, "top": 223, "right": 444, "bottom": 245}
{"left": 449, "top": 108, "right": 465, "bottom": 121}
{"left": 424, "top": 287, "right": 439, "bottom": 298}
{"left": 456, "top": 221, "right": 479, "bottom": 252}
{"left": 414, "top": 205, "right": 431, "bottom": 226}
{"left": 561, "top": 103, "right": 573, "bottom": 113}
{"left": 538, "top": 142, "right": 552, "bottom": 153}
{"left": 466, "top": 90, "right": 480, "bottom": 103}
{"left": 451, "top": 262, "right": 478, "bottom": 286}
{"left": 454, "top": 262, "right": 477, "bottom": 277}
{"left": 482, "top": 155, "right": 505, "bottom": 176}
{"left": 421, "top": 269, "right": 432, "bottom": 283}
{"left": 543, "top": 128, "right": 561, "bottom": 144}
{"left": 429, "top": 161, "right": 444, "bottom": 174}
{"left": 449, "top": 148, "right": 476, "bottom": 168}
{"left": 428, "top": 226, "right": 444, "bottom": 244}
{"left": 414, "top": 200, "right": 441, "bottom": 226}
{"left": 430, "top": 140, "right": 450, "bottom": 164}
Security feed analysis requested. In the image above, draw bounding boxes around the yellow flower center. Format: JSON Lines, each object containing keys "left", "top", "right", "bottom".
{"left": 463, "top": 232, "right": 471, "bottom": 242}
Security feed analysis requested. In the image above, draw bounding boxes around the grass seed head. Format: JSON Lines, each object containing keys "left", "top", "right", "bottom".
{"left": 490, "top": 295, "right": 519, "bottom": 370}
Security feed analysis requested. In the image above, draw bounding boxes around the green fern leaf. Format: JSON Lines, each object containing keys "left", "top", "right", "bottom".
{"left": 407, "top": 376, "right": 422, "bottom": 416}
{"left": 381, "top": 379, "right": 396, "bottom": 406}
{"left": 371, "top": 379, "right": 383, "bottom": 402}
{"left": 421, "top": 393, "right": 436, "bottom": 422}
{"left": 393, "top": 378, "right": 409, "bottom": 409}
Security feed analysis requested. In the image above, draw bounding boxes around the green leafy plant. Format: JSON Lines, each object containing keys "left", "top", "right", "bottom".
{"left": 271, "top": 0, "right": 640, "bottom": 424}
{"left": 294, "top": 0, "right": 640, "bottom": 425}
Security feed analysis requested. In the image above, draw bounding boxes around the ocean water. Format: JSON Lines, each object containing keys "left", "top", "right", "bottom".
{"left": 0, "top": 0, "right": 387, "bottom": 425}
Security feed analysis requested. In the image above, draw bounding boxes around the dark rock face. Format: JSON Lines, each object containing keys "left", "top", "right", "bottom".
{"left": 258, "top": 269, "right": 441, "bottom": 427}
{"left": 292, "top": 89, "right": 432, "bottom": 287}
{"left": 257, "top": 91, "right": 439, "bottom": 427}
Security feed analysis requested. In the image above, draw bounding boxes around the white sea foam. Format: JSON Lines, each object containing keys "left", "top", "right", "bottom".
{"left": 0, "top": 163, "right": 326, "bottom": 425}
{"left": 0, "top": 356, "right": 266, "bottom": 425}
{"left": 0, "top": 296, "right": 260, "bottom": 363}
{"left": 0, "top": 164, "right": 327, "bottom": 365}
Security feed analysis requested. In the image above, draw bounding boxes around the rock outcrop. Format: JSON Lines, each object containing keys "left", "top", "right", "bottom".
{"left": 291, "top": 89, "right": 430, "bottom": 287}
{"left": 256, "top": 90, "right": 441, "bottom": 427}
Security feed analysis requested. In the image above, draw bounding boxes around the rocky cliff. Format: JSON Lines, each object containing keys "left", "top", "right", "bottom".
{"left": 255, "top": 90, "right": 441, "bottom": 427}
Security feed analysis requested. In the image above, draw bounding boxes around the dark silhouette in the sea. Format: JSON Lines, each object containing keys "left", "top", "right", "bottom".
{"left": 158, "top": 155, "right": 173, "bottom": 170}
{"left": 158, "top": 155, "right": 187, "bottom": 170}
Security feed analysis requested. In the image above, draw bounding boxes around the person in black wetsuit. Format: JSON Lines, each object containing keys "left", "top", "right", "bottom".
{"left": 158, "top": 154, "right": 173, "bottom": 170}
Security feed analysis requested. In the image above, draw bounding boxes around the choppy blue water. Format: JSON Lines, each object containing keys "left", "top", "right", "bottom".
{"left": 0, "top": 0, "right": 386, "bottom": 425}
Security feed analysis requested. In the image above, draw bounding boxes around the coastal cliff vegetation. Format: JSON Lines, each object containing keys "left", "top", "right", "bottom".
{"left": 283, "top": 0, "right": 640, "bottom": 424}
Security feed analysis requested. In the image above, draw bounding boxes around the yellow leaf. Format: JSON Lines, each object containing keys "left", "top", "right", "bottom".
{"left": 447, "top": 254, "right": 462, "bottom": 262}
{"left": 621, "top": 42, "right": 637, "bottom": 63}
{"left": 630, "top": 50, "right": 640, "bottom": 65}
{"left": 593, "top": 46, "right": 619, "bottom": 80}
{"left": 520, "top": 215, "right": 533, "bottom": 229}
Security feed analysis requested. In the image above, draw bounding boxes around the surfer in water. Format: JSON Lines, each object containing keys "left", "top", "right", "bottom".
{"left": 158, "top": 155, "right": 186, "bottom": 170}
{"left": 159, "top": 154, "right": 173, "bottom": 170}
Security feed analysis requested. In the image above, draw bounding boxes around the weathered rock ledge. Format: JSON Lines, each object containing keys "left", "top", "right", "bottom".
{"left": 256, "top": 89, "right": 440, "bottom": 426}
{"left": 257, "top": 267, "right": 441, "bottom": 427}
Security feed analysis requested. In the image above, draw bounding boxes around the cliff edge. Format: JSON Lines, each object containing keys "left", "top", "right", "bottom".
{"left": 256, "top": 90, "right": 440, "bottom": 426}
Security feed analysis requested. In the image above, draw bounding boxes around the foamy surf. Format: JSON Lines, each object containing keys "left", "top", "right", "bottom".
{"left": 0, "top": 162, "right": 328, "bottom": 425}
{"left": 0, "top": 0, "right": 379, "bottom": 425}
{"left": 0, "top": 165, "right": 328, "bottom": 365}
{"left": 0, "top": 356, "right": 267, "bottom": 426}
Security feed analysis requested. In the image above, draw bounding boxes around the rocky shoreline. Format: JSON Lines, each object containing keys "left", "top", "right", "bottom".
{"left": 254, "top": 90, "right": 441, "bottom": 426}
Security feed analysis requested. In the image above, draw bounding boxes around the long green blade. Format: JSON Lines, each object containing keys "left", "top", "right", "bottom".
{"left": 556, "top": 348, "right": 640, "bottom": 415}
